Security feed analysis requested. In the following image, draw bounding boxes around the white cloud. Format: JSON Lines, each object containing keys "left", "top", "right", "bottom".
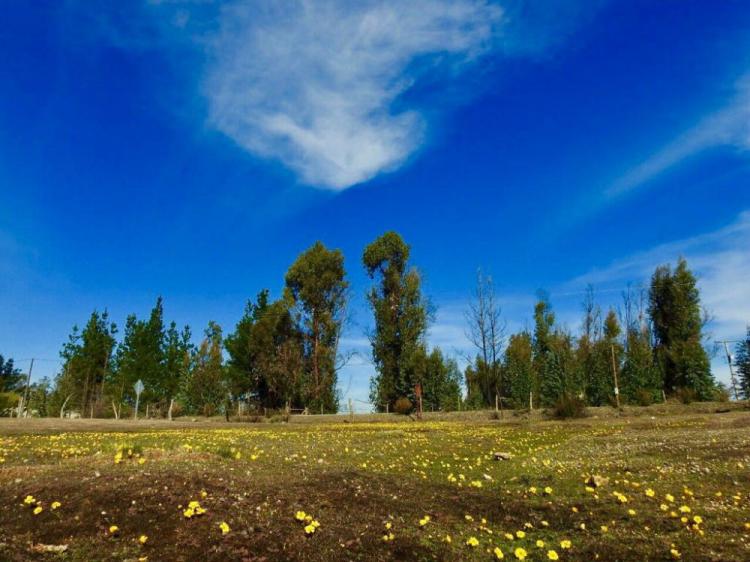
{"left": 607, "top": 78, "right": 750, "bottom": 197}
{"left": 568, "top": 211, "right": 750, "bottom": 386}
{"left": 204, "top": 0, "right": 502, "bottom": 189}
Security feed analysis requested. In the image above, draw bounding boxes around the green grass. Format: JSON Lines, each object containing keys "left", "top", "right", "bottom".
{"left": 0, "top": 406, "right": 749, "bottom": 561}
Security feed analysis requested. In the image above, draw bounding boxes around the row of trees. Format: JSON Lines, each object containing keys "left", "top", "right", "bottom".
{"left": 464, "top": 258, "right": 725, "bottom": 410}
{"left": 41, "top": 232, "right": 461, "bottom": 418}
{"left": 5, "top": 232, "right": 745, "bottom": 418}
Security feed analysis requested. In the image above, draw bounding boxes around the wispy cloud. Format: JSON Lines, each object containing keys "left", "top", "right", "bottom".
{"left": 568, "top": 211, "right": 750, "bottom": 341}
{"left": 203, "top": 0, "right": 503, "bottom": 189}
{"left": 607, "top": 78, "right": 750, "bottom": 197}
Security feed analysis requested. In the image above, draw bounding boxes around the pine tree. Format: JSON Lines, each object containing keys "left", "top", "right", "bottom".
{"left": 54, "top": 311, "right": 117, "bottom": 417}
{"left": 503, "top": 331, "right": 534, "bottom": 409}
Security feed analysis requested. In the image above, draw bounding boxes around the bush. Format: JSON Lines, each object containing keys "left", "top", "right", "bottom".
{"left": 633, "top": 388, "right": 655, "bottom": 407}
{"left": 0, "top": 392, "right": 20, "bottom": 416}
{"left": 713, "top": 384, "right": 730, "bottom": 403}
{"left": 393, "top": 397, "right": 413, "bottom": 415}
{"left": 674, "top": 387, "right": 698, "bottom": 404}
{"left": 550, "top": 395, "right": 587, "bottom": 419}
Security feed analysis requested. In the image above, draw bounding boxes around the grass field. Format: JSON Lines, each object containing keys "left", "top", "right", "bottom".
{"left": 1, "top": 405, "right": 749, "bottom": 561}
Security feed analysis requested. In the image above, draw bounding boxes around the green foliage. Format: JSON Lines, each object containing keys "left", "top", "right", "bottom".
{"left": 53, "top": 310, "right": 117, "bottom": 416}
{"left": 225, "top": 290, "right": 304, "bottom": 410}
{"left": 410, "top": 347, "right": 462, "bottom": 412}
{"left": 285, "top": 241, "right": 348, "bottom": 414}
{"left": 0, "top": 355, "right": 23, "bottom": 393}
{"left": 734, "top": 327, "right": 750, "bottom": 400}
{"left": 0, "top": 392, "right": 20, "bottom": 415}
{"left": 364, "top": 232, "right": 430, "bottom": 411}
{"left": 183, "top": 321, "right": 226, "bottom": 416}
{"left": 503, "top": 331, "right": 534, "bottom": 409}
{"left": 649, "top": 258, "right": 714, "bottom": 399}
{"left": 620, "top": 326, "right": 662, "bottom": 405}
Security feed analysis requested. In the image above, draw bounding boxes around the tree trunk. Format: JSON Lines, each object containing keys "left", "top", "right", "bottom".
{"left": 59, "top": 394, "right": 72, "bottom": 418}
{"left": 168, "top": 399, "right": 174, "bottom": 421}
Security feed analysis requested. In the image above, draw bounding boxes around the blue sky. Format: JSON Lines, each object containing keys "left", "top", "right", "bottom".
{"left": 2, "top": 1, "right": 749, "bottom": 408}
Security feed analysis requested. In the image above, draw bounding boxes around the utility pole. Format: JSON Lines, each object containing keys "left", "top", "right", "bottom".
{"left": 718, "top": 340, "right": 740, "bottom": 400}
{"left": 610, "top": 345, "right": 621, "bottom": 409}
{"left": 18, "top": 358, "right": 34, "bottom": 418}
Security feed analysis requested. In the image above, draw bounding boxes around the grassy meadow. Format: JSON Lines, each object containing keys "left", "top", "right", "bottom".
{"left": 0, "top": 405, "right": 749, "bottom": 561}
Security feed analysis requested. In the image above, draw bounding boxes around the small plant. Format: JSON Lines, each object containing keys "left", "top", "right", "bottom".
{"left": 393, "top": 397, "right": 413, "bottom": 415}
{"left": 550, "top": 395, "right": 587, "bottom": 419}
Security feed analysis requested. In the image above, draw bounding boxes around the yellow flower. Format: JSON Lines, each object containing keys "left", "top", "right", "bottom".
{"left": 23, "top": 495, "right": 36, "bottom": 505}
{"left": 419, "top": 515, "right": 430, "bottom": 526}
{"left": 466, "top": 536, "right": 479, "bottom": 547}
{"left": 33, "top": 506, "right": 43, "bottom": 515}
{"left": 295, "top": 511, "right": 307, "bottom": 521}
{"left": 516, "top": 530, "right": 525, "bottom": 539}
{"left": 304, "top": 523, "right": 316, "bottom": 535}
{"left": 514, "top": 547, "right": 528, "bottom": 560}
{"left": 536, "top": 539, "right": 545, "bottom": 548}
{"left": 627, "top": 509, "right": 636, "bottom": 516}
{"left": 645, "top": 488, "right": 655, "bottom": 498}
{"left": 670, "top": 548, "right": 681, "bottom": 559}
{"left": 678, "top": 505, "right": 691, "bottom": 514}
{"left": 138, "top": 535, "right": 148, "bottom": 545}
{"left": 494, "top": 546, "right": 504, "bottom": 559}
{"left": 560, "top": 539, "right": 572, "bottom": 549}
{"left": 51, "top": 501, "right": 61, "bottom": 510}
{"left": 548, "top": 551, "right": 559, "bottom": 561}
{"left": 219, "top": 521, "right": 230, "bottom": 535}
{"left": 109, "top": 525, "right": 119, "bottom": 535}
{"left": 665, "top": 494, "right": 675, "bottom": 503}
{"left": 544, "top": 486, "right": 553, "bottom": 495}
{"left": 693, "top": 515, "right": 703, "bottom": 525}
{"left": 444, "top": 534, "right": 451, "bottom": 543}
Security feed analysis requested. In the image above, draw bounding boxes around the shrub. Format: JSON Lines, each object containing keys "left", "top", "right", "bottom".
{"left": 393, "top": 397, "right": 413, "bottom": 415}
{"left": 633, "top": 388, "right": 655, "bottom": 407}
{"left": 674, "top": 387, "right": 698, "bottom": 404}
{"left": 550, "top": 395, "right": 587, "bottom": 419}
{"left": 713, "top": 384, "right": 730, "bottom": 403}
{"left": 0, "top": 392, "right": 20, "bottom": 416}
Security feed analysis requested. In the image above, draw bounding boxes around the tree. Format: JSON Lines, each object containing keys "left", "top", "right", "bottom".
{"left": 285, "top": 242, "right": 348, "bottom": 414}
{"left": 184, "top": 322, "right": 226, "bottom": 416}
{"left": 584, "top": 309, "right": 622, "bottom": 407}
{"left": 225, "top": 290, "right": 304, "bottom": 411}
{"left": 27, "top": 377, "right": 51, "bottom": 417}
{"left": 735, "top": 327, "right": 750, "bottom": 400}
{"left": 532, "top": 293, "right": 555, "bottom": 406}
{"left": 54, "top": 311, "right": 117, "bottom": 417}
{"left": 411, "top": 347, "right": 461, "bottom": 412}
{"left": 162, "top": 321, "right": 193, "bottom": 418}
{"left": 503, "top": 331, "right": 534, "bottom": 409}
{"left": 464, "top": 270, "right": 504, "bottom": 406}
{"left": 649, "top": 258, "right": 714, "bottom": 399}
{"left": 363, "top": 232, "right": 430, "bottom": 411}
{"left": 0, "top": 354, "right": 23, "bottom": 393}
{"left": 619, "top": 286, "right": 661, "bottom": 404}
